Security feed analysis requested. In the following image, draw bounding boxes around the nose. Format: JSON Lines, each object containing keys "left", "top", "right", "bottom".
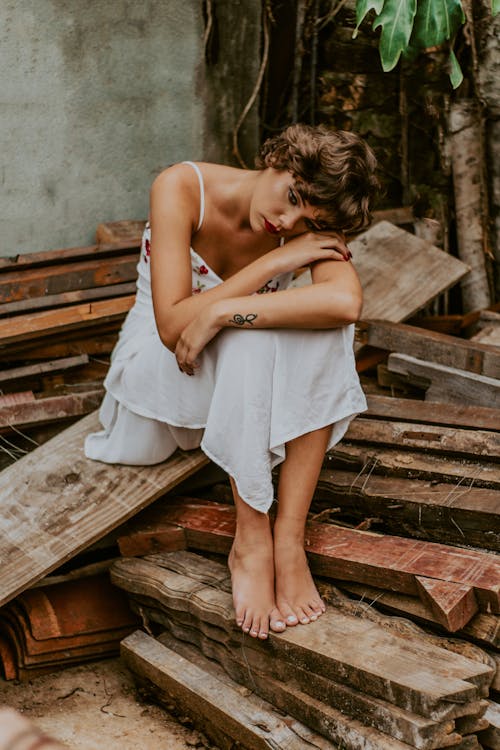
{"left": 279, "top": 207, "right": 303, "bottom": 231}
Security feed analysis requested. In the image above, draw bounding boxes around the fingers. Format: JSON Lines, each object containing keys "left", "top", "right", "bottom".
{"left": 175, "top": 340, "right": 199, "bottom": 376}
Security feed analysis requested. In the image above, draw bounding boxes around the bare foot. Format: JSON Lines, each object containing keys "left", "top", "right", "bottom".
{"left": 274, "top": 533, "right": 326, "bottom": 627}
{"left": 228, "top": 530, "right": 286, "bottom": 639}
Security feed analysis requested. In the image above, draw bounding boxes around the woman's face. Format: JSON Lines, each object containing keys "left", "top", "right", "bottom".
{"left": 250, "top": 168, "right": 327, "bottom": 238}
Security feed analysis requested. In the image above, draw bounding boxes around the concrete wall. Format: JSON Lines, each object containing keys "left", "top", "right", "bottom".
{"left": 1, "top": 1, "right": 206, "bottom": 254}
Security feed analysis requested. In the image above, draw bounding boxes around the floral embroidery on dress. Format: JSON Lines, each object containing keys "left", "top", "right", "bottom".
{"left": 192, "top": 280, "right": 207, "bottom": 294}
{"left": 257, "top": 280, "right": 280, "bottom": 294}
{"left": 194, "top": 264, "right": 209, "bottom": 275}
{"left": 143, "top": 237, "right": 151, "bottom": 263}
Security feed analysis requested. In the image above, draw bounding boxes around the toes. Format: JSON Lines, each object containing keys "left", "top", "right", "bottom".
{"left": 241, "top": 611, "right": 253, "bottom": 634}
{"left": 296, "top": 607, "right": 311, "bottom": 624}
{"left": 269, "top": 608, "right": 286, "bottom": 633}
{"left": 277, "top": 602, "right": 299, "bottom": 626}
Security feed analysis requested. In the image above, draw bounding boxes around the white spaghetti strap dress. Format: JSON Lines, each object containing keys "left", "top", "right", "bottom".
{"left": 85, "top": 161, "right": 367, "bottom": 513}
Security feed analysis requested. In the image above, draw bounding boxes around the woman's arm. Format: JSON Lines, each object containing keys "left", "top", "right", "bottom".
{"left": 175, "top": 260, "right": 362, "bottom": 374}
{"left": 150, "top": 167, "right": 351, "bottom": 351}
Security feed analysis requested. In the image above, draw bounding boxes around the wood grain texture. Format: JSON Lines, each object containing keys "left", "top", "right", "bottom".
{"left": 0, "top": 411, "right": 209, "bottom": 608}
{"left": 122, "top": 629, "right": 337, "bottom": 750}
{"left": 153, "top": 500, "right": 500, "bottom": 621}
{"left": 350, "top": 222, "right": 469, "bottom": 322}
{"left": 315, "top": 469, "right": 500, "bottom": 551}
{"left": 327, "top": 442, "right": 500, "bottom": 490}
{"left": 111, "top": 553, "right": 492, "bottom": 720}
{"left": 0, "top": 390, "right": 104, "bottom": 431}
{"left": 336, "top": 581, "right": 500, "bottom": 650}
{"left": 358, "top": 320, "right": 500, "bottom": 378}
{"left": 364, "top": 394, "right": 500, "bottom": 431}
{"left": 387, "top": 354, "right": 500, "bottom": 409}
{"left": 344, "top": 418, "right": 500, "bottom": 461}
{"left": 415, "top": 578, "right": 479, "bottom": 632}
{"left": 0, "top": 296, "right": 134, "bottom": 348}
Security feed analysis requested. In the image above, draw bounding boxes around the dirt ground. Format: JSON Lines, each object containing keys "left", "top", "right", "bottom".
{"left": 0, "top": 657, "right": 218, "bottom": 749}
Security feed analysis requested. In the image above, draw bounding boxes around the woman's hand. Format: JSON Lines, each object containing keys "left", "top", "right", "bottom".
{"left": 273, "top": 231, "right": 351, "bottom": 275}
{"left": 175, "top": 309, "right": 222, "bottom": 375}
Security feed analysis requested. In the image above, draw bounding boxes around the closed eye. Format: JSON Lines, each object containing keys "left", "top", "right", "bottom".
{"left": 305, "top": 218, "right": 328, "bottom": 232}
{"left": 288, "top": 187, "right": 298, "bottom": 206}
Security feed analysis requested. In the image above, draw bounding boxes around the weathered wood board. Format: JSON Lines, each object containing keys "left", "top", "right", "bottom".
{"left": 150, "top": 499, "right": 500, "bottom": 626}
{"left": 0, "top": 389, "right": 104, "bottom": 431}
{"left": 344, "top": 418, "right": 500, "bottom": 461}
{"left": 358, "top": 320, "right": 500, "bottom": 379}
{"left": 0, "top": 296, "right": 134, "bottom": 349}
{"left": 387, "top": 354, "right": 500, "bottom": 409}
{"left": 336, "top": 581, "right": 500, "bottom": 650}
{"left": 112, "top": 552, "right": 492, "bottom": 721}
{"left": 350, "top": 222, "right": 469, "bottom": 321}
{"left": 327, "top": 442, "right": 500, "bottom": 490}
{"left": 364, "top": 394, "right": 500, "bottom": 432}
{"left": 0, "top": 411, "right": 209, "bottom": 608}
{"left": 314, "top": 470, "right": 500, "bottom": 554}
{"left": 122, "top": 629, "right": 338, "bottom": 750}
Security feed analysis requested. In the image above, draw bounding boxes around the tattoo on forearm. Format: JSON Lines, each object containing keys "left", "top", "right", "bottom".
{"left": 229, "top": 313, "right": 258, "bottom": 326}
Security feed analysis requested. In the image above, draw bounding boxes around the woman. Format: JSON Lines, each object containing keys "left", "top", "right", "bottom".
{"left": 85, "top": 124, "right": 379, "bottom": 641}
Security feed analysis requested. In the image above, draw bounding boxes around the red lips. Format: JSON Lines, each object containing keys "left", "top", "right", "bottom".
{"left": 264, "top": 218, "right": 279, "bottom": 235}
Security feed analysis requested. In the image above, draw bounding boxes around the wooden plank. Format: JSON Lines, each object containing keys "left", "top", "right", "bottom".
{"left": 154, "top": 500, "right": 500, "bottom": 620}
{"left": 0, "top": 255, "right": 138, "bottom": 304}
{"left": 0, "top": 242, "right": 139, "bottom": 273}
{"left": 415, "top": 577, "right": 479, "bottom": 632}
{"left": 0, "top": 282, "right": 137, "bottom": 316}
{"left": 152, "top": 627, "right": 460, "bottom": 750}
{"left": 0, "top": 411, "right": 209, "bottom": 608}
{"left": 0, "top": 392, "right": 35, "bottom": 406}
{"left": 478, "top": 701, "right": 500, "bottom": 749}
{"left": 111, "top": 554, "right": 491, "bottom": 718}
{"left": 358, "top": 320, "right": 500, "bottom": 379}
{"left": 122, "top": 630, "right": 338, "bottom": 750}
{"left": 364, "top": 395, "right": 500, "bottom": 432}
{"left": 314, "top": 469, "right": 500, "bottom": 552}
{"left": 0, "top": 296, "right": 134, "bottom": 348}
{"left": 0, "top": 389, "right": 104, "bottom": 431}
{"left": 332, "top": 581, "right": 500, "bottom": 650}
{"left": 0, "top": 355, "right": 89, "bottom": 385}
{"left": 2, "top": 332, "right": 120, "bottom": 361}
{"left": 344, "top": 418, "right": 500, "bottom": 461}
{"left": 387, "top": 354, "right": 500, "bottom": 409}
{"left": 350, "top": 222, "right": 469, "bottom": 322}
{"left": 327, "top": 442, "right": 500, "bottom": 490}
{"left": 472, "top": 325, "right": 500, "bottom": 347}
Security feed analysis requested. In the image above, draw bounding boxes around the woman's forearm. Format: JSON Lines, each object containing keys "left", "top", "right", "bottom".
{"left": 155, "top": 250, "right": 283, "bottom": 350}
{"left": 210, "top": 282, "right": 363, "bottom": 331}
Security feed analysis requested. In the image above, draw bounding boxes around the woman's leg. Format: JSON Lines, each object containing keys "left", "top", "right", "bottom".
{"left": 228, "top": 477, "right": 286, "bottom": 639}
{"left": 273, "top": 425, "right": 331, "bottom": 625}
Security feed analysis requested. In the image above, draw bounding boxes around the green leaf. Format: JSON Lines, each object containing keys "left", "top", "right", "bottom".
{"left": 493, "top": 0, "right": 500, "bottom": 14}
{"left": 353, "top": 0, "right": 384, "bottom": 39}
{"left": 411, "top": 0, "right": 465, "bottom": 49}
{"left": 449, "top": 48, "right": 463, "bottom": 88}
{"left": 372, "top": 0, "right": 418, "bottom": 71}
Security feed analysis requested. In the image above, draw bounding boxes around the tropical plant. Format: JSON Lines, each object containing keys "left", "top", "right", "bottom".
{"left": 354, "top": 0, "right": 499, "bottom": 88}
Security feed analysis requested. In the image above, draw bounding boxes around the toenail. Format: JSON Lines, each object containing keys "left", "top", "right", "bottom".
{"left": 250, "top": 630, "right": 258, "bottom": 636}
{"left": 275, "top": 621, "right": 285, "bottom": 628}
{"left": 243, "top": 626, "right": 250, "bottom": 633}
{"left": 301, "top": 617, "right": 309, "bottom": 624}
{"left": 259, "top": 632, "right": 268, "bottom": 639}
{"left": 287, "top": 615, "right": 298, "bottom": 623}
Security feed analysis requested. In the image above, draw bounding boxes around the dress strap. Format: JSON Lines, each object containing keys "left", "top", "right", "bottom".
{"left": 182, "top": 161, "right": 205, "bottom": 232}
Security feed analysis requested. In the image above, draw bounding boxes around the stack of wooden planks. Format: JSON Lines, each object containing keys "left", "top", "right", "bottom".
{"left": 113, "top": 549, "right": 495, "bottom": 750}
{"left": 0, "top": 221, "right": 143, "bottom": 469}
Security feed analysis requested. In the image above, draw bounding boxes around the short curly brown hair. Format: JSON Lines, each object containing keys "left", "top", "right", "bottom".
{"left": 256, "top": 124, "right": 379, "bottom": 233}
